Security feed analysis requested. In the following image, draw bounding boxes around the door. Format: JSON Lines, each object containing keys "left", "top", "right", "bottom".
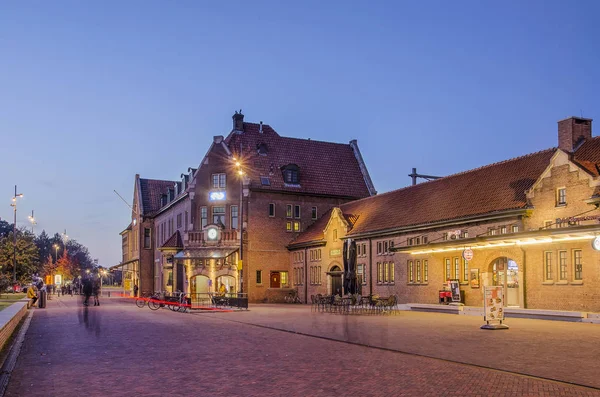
{"left": 331, "top": 276, "right": 343, "bottom": 296}
{"left": 491, "top": 257, "right": 520, "bottom": 307}
{"left": 270, "top": 272, "right": 281, "bottom": 288}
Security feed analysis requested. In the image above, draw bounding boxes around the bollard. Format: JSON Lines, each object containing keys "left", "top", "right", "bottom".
{"left": 108, "top": 291, "right": 111, "bottom": 298}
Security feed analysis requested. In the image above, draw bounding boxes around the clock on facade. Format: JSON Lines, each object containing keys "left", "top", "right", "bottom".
{"left": 207, "top": 227, "right": 218, "bottom": 240}
{"left": 592, "top": 236, "right": 600, "bottom": 251}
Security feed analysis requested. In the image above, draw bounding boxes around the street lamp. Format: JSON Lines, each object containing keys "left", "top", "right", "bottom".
{"left": 28, "top": 210, "right": 36, "bottom": 234}
{"left": 233, "top": 157, "right": 245, "bottom": 294}
{"left": 10, "top": 185, "right": 24, "bottom": 285}
{"left": 54, "top": 244, "right": 60, "bottom": 262}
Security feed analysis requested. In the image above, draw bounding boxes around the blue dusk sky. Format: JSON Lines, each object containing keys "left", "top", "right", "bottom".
{"left": 1, "top": 1, "right": 599, "bottom": 266}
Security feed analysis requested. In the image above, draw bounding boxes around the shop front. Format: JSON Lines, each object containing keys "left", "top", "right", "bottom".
{"left": 110, "top": 259, "right": 139, "bottom": 296}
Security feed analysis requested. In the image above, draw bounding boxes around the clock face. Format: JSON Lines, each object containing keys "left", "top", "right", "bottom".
{"left": 592, "top": 236, "right": 600, "bottom": 251}
{"left": 207, "top": 228, "right": 218, "bottom": 240}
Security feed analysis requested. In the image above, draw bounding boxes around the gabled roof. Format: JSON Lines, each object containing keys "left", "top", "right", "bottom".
{"left": 139, "top": 178, "right": 176, "bottom": 216}
{"left": 225, "top": 122, "right": 373, "bottom": 199}
{"left": 160, "top": 230, "right": 183, "bottom": 250}
{"left": 572, "top": 137, "right": 600, "bottom": 176}
{"left": 290, "top": 148, "right": 557, "bottom": 246}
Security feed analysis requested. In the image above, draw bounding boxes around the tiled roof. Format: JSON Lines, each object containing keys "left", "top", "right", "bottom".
{"left": 573, "top": 137, "right": 600, "bottom": 176}
{"left": 160, "top": 231, "right": 183, "bottom": 250}
{"left": 139, "top": 178, "right": 176, "bottom": 216}
{"left": 290, "top": 148, "right": 556, "bottom": 246}
{"left": 225, "top": 122, "right": 372, "bottom": 199}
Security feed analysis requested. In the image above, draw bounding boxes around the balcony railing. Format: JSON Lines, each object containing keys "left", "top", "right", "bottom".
{"left": 186, "top": 229, "right": 239, "bottom": 246}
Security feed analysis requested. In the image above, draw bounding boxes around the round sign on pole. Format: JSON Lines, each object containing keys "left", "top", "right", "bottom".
{"left": 463, "top": 248, "right": 474, "bottom": 261}
{"left": 592, "top": 236, "right": 600, "bottom": 251}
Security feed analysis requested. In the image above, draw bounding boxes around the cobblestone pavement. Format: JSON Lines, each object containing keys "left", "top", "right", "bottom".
{"left": 5, "top": 297, "right": 600, "bottom": 397}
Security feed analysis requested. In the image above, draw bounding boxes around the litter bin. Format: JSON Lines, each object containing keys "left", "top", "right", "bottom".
{"left": 38, "top": 290, "right": 47, "bottom": 308}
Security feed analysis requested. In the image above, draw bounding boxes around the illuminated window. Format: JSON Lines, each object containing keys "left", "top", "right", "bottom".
{"left": 286, "top": 222, "right": 292, "bottom": 232}
{"left": 293, "top": 221, "right": 301, "bottom": 232}
{"left": 454, "top": 257, "right": 460, "bottom": 279}
{"left": 286, "top": 205, "right": 292, "bottom": 218}
{"left": 281, "top": 271, "right": 289, "bottom": 288}
{"left": 544, "top": 252, "right": 553, "bottom": 281}
{"left": 559, "top": 250, "right": 567, "bottom": 280}
{"left": 407, "top": 260, "right": 413, "bottom": 283}
{"left": 500, "top": 226, "right": 507, "bottom": 234}
{"left": 416, "top": 260, "right": 421, "bottom": 282}
{"left": 424, "top": 260, "right": 429, "bottom": 282}
{"left": 462, "top": 258, "right": 469, "bottom": 283}
{"left": 573, "top": 250, "right": 582, "bottom": 280}
{"left": 377, "top": 262, "right": 383, "bottom": 284}
{"left": 512, "top": 225, "right": 519, "bottom": 233}
{"left": 389, "top": 262, "right": 395, "bottom": 283}
{"left": 445, "top": 258, "right": 451, "bottom": 281}
{"left": 384, "top": 262, "right": 389, "bottom": 283}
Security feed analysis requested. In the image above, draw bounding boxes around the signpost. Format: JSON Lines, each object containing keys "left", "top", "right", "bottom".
{"left": 481, "top": 286, "right": 509, "bottom": 330}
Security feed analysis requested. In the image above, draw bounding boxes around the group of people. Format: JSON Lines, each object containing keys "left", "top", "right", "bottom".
{"left": 82, "top": 277, "right": 101, "bottom": 306}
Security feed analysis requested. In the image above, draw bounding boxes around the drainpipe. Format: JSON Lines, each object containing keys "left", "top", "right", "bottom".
{"left": 520, "top": 246, "right": 527, "bottom": 308}
{"left": 369, "top": 238, "right": 373, "bottom": 296}
{"left": 304, "top": 247, "right": 308, "bottom": 304}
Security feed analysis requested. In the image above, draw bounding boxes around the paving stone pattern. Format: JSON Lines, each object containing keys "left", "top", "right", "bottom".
{"left": 5, "top": 297, "right": 600, "bottom": 397}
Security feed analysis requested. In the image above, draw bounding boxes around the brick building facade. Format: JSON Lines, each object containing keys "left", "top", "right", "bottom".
{"left": 119, "top": 112, "right": 375, "bottom": 301}
{"left": 290, "top": 116, "right": 600, "bottom": 312}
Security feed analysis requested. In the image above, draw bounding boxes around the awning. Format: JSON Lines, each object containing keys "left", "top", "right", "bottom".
{"left": 393, "top": 224, "right": 600, "bottom": 255}
{"left": 174, "top": 247, "right": 238, "bottom": 259}
{"left": 110, "top": 259, "right": 139, "bottom": 271}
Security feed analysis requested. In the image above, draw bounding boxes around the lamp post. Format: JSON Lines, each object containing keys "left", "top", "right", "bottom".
{"left": 10, "top": 185, "right": 24, "bottom": 285}
{"left": 28, "top": 210, "right": 36, "bottom": 234}
{"left": 233, "top": 158, "right": 244, "bottom": 294}
{"left": 54, "top": 244, "right": 59, "bottom": 263}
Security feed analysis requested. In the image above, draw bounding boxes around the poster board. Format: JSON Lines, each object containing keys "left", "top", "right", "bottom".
{"left": 470, "top": 268, "right": 480, "bottom": 288}
{"left": 449, "top": 279, "right": 461, "bottom": 302}
{"left": 483, "top": 286, "right": 504, "bottom": 322}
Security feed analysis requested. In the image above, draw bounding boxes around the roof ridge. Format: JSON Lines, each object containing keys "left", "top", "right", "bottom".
{"left": 341, "top": 146, "right": 557, "bottom": 208}
{"left": 141, "top": 178, "right": 177, "bottom": 184}
{"left": 276, "top": 135, "right": 352, "bottom": 147}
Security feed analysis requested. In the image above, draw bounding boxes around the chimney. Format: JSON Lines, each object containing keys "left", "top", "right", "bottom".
{"left": 259, "top": 121, "right": 263, "bottom": 133}
{"left": 232, "top": 109, "right": 244, "bottom": 132}
{"left": 558, "top": 116, "right": 592, "bottom": 152}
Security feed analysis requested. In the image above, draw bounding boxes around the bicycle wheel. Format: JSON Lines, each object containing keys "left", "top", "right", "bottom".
{"left": 135, "top": 298, "right": 146, "bottom": 308}
{"left": 148, "top": 298, "right": 161, "bottom": 310}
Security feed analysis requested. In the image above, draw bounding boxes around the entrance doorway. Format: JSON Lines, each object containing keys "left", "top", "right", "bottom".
{"left": 270, "top": 272, "right": 281, "bottom": 288}
{"left": 490, "top": 257, "right": 520, "bottom": 307}
{"left": 329, "top": 265, "right": 343, "bottom": 296}
{"left": 217, "top": 275, "right": 236, "bottom": 294}
{"left": 191, "top": 275, "right": 210, "bottom": 295}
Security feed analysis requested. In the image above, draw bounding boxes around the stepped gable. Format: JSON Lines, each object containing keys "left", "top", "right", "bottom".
{"left": 139, "top": 178, "right": 176, "bottom": 216}
{"left": 343, "top": 148, "right": 557, "bottom": 236}
{"left": 225, "top": 122, "right": 371, "bottom": 199}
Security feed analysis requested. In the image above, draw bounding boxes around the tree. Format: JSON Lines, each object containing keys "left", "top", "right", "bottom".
{"left": 0, "top": 220, "right": 12, "bottom": 238}
{"left": 0, "top": 228, "right": 40, "bottom": 283}
{"left": 55, "top": 249, "right": 77, "bottom": 281}
{"left": 35, "top": 230, "right": 52, "bottom": 265}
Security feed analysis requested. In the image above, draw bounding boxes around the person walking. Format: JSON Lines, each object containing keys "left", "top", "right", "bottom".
{"left": 133, "top": 283, "right": 139, "bottom": 297}
{"left": 27, "top": 285, "right": 38, "bottom": 308}
{"left": 92, "top": 278, "right": 100, "bottom": 306}
{"left": 82, "top": 277, "right": 93, "bottom": 306}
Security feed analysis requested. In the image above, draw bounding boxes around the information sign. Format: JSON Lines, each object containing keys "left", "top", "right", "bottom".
{"left": 483, "top": 286, "right": 504, "bottom": 322}
{"left": 450, "top": 279, "right": 461, "bottom": 302}
{"left": 463, "top": 248, "right": 473, "bottom": 261}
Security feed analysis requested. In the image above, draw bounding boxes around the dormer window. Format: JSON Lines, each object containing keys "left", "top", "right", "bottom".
{"left": 257, "top": 143, "right": 268, "bottom": 156}
{"left": 281, "top": 164, "right": 300, "bottom": 185}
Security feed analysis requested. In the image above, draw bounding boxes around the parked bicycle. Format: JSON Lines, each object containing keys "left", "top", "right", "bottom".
{"left": 135, "top": 291, "right": 152, "bottom": 308}
{"left": 285, "top": 289, "right": 302, "bottom": 304}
